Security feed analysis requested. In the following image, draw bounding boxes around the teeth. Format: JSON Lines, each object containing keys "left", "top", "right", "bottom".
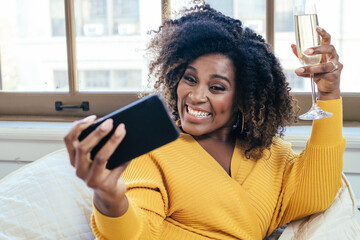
{"left": 187, "top": 106, "right": 210, "bottom": 118}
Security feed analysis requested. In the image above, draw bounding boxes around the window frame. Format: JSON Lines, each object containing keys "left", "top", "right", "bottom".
{"left": 0, "top": 0, "right": 359, "bottom": 122}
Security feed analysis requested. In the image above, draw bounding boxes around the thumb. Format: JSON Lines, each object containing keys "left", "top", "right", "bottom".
{"left": 291, "top": 44, "right": 298, "bottom": 58}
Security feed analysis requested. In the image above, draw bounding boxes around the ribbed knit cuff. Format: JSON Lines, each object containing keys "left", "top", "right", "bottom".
{"left": 92, "top": 199, "right": 142, "bottom": 240}
{"left": 310, "top": 98, "right": 343, "bottom": 146}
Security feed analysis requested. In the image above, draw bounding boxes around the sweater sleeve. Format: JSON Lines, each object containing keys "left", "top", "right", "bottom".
{"left": 268, "top": 98, "right": 346, "bottom": 235}
{"left": 91, "top": 154, "right": 168, "bottom": 240}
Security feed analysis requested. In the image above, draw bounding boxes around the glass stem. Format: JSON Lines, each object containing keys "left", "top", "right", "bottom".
{"left": 310, "top": 73, "right": 317, "bottom": 106}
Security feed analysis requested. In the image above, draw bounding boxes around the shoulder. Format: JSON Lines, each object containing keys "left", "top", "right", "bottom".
{"left": 268, "top": 137, "right": 295, "bottom": 160}
{"left": 152, "top": 132, "right": 196, "bottom": 154}
{"left": 271, "top": 136, "right": 291, "bottom": 149}
{"left": 122, "top": 133, "right": 198, "bottom": 182}
{"left": 127, "top": 133, "right": 195, "bottom": 168}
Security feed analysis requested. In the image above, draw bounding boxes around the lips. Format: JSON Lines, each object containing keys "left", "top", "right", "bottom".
{"left": 186, "top": 105, "right": 211, "bottom": 118}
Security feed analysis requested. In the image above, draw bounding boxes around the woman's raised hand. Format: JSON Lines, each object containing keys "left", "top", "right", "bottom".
{"left": 64, "top": 115, "right": 129, "bottom": 217}
{"left": 292, "top": 27, "right": 343, "bottom": 100}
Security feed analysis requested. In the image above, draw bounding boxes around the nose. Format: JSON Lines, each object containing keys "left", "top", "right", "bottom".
{"left": 189, "top": 85, "right": 208, "bottom": 103}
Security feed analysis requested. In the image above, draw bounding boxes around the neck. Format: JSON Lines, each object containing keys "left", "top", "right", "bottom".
{"left": 192, "top": 127, "right": 236, "bottom": 145}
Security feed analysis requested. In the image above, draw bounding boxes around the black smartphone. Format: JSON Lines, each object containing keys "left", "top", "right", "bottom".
{"left": 78, "top": 94, "right": 179, "bottom": 169}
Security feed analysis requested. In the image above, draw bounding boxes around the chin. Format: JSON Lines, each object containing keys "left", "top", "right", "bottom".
{"left": 181, "top": 122, "right": 209, "bottom": 136}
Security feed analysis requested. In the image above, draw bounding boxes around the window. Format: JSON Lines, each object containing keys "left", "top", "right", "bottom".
{"left": 0, "top": 0, "right": 359, "bottom": 121}
{"left": 51, "top": 0, "right": 67, "bottom": 37}
{"left": 76, "top": 69, "right": 142, "bottom": 91}
{"left": 0, "top": 0, "right": 160, "bottom": 119}
{"left": 54, "top": 70, "right": 69, "bottom": 90}
{"left": 73, "top": 0, "right": 140, "bottom": 37}
{"left": 80, "top": 70, "right": 111, "bottom": 89}
{"left": 114, "top": 70, "right": 142, "bottom": 90}
{"left": 0, "top": 0, "right": 69, "bottom": 92}
{"left": 275, "top": 0, "right": 293, "bottom": 32}
{"left": 113, "top": 0, "right": 140, "bottom": 35}
{"left": 234, "top": 0, "right": 266, "bottom": 37}
{"left": 206, "top": 0, "right": 234, "bottom": 18}
{"left": 75, "top": 0, "right": 146, "bottom": 93}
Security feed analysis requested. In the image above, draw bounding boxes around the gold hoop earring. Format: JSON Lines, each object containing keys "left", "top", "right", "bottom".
{"left": 234, "top": 111, "right": 245, "bottom": 134}
{"left": 240, "top": 113, "right": 245, "bottom": 134}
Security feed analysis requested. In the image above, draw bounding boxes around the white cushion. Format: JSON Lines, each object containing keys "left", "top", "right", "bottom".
{"left": 0, "top": 149, "right": 94, "bottom": 240}
{"left": 279, "top": 174, "right": 360, "bottom": 240}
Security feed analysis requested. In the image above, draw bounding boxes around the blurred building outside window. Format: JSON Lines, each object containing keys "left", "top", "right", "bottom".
{"left": 0, "top": 0, "right": 358, "bottom": 119}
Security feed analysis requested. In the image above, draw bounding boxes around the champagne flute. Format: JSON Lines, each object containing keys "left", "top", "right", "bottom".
{"left": 294, "top": 0, "right": 333, "bottom": 120}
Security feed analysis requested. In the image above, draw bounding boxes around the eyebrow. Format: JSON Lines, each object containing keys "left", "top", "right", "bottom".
{"left": 186, "top": 66, "right": 232, "bottom": 86}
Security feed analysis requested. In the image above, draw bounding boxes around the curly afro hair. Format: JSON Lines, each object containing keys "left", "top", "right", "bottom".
{"left": 145, "top": 4, "right": 297, "bottom": 159}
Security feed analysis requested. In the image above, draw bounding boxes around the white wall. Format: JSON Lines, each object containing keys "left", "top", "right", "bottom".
{"left": 1, "top": 121, "right": 359, "bottom": 206}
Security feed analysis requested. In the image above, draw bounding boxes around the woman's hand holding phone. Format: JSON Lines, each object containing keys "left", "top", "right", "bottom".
{"left": 64, "top": 115, "right": 130, "bottom": 217}
{"left": 64, "top": 95, "right": 179, "bottom": 217}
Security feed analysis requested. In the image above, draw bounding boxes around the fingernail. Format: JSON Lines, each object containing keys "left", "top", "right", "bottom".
{"left": 84, "top": 115, "right": 96, "bottom": 122}
{"left": 295, "top": 68, "right": 305, "bottom": 74}
{"left": 317, "top": 26, "right": 323, "bottom": 32}
{"left": 77, "top": 115, "right": 96, "bottom": 124}
{"left": 304, "top": 48, "right": 314, "bottom": 55}
{"left": 100, "top": 119, "right": 113, "bottom": 131}
{"left": 114, "top": 123, "right": 125, "bottom": 137}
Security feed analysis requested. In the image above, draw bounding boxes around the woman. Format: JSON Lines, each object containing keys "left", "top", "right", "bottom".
{"left": 64, "top": 4, "right": 345, "bottom": 240}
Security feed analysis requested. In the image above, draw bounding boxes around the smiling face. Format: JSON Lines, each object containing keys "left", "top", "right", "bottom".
{"left": 176, "top": 53, "right": 237, "bottom": 140}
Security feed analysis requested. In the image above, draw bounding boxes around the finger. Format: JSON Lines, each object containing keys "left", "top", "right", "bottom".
{"left": 105, "top": 162, "right": 130, "bottom": 193}
{"left": 312, "top": 73, "right": 333, "bottom": 84}
{"left": 85, "top": 152, "right": 109, "bottom": 189}
{"left": 64, "top": 115, "right": 97, "bottom": 166}
{"left": 295, "top": 61, "right": 343, "bottom": 76}
{"left": 305, "top": 45, "right": 339, "bottom": 61}
{"left": 291, "top": 44, "right": 298, "bottom": 58}
{"left": 108, "top": 159, "right": 131, "bottom": 182}
{"left": 89, "top": 162, "right": 129, "bottom": 195}
{"left": 316, "top": 27, "right": 333, "bottom": 62}
{"left": 78, "top": 118, "right": 114, "bottom": 155}
{"left": 293, "top": 71, "right": 340, "bottom": 83}
{"left": 94, "top": 123, "right": 126, "bottom": 166}
{"left": 294, "top": 67, "right": 307, "bottom": 77}
{"left": 86, "top": 124, "right": 127, "bottom": 187}
{"left": 317, "top": 27, "right": 331, "bottom": 45}
{"left": 75, "top": 119, "right": 114, "bottom": 179}
{"left": 292, "top": 71, "right": 332, "bottom": 85}
{"left": 64, "top": 115, "right": 97, "bottom": 146}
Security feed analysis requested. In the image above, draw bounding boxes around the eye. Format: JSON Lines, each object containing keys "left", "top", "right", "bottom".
{"left": 183, "top": 75, "right": 196, "bottom": 84}
{"left": 210, "top": 85, "right": 226, "bottom": 91}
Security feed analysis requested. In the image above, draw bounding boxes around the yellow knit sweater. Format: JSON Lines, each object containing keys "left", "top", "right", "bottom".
{"left": 91, "top": 99, "right": 345, "bottom": 240}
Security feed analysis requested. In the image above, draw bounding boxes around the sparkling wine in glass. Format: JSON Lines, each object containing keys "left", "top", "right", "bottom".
{"left": 294, "top": 1, "right": 333, "bottom": 120}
